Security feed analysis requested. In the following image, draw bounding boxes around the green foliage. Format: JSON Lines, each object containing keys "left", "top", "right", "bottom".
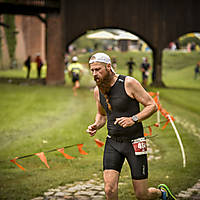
{"left": 4, "top": 14, "right": 17, "bottom": 62}
{"left": 73, "top": 33, "right": 96, "bottom": 50}
{"left": 162, "top": 51, "right": 200, "bottom": 70}
{"left": 179, "top": 36, "right": 200, "bottom": 47}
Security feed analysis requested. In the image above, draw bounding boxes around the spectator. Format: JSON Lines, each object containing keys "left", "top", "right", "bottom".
{"left": 141, "top": 57, "right": 151, "bottom": 89}
{"left": 126, "top": 57, "right": 136, "bottom": 76}
{"left": 35, "top": 53, "right": 43, "bottom": 79}
{"left": 191, "top": 42, "right": 196, "bottom": 51}
{"left": 112, "top": 57, "right": 117, "bottom": 71}
{"left": 24, "top": 55, "right": 31, "bottom": 79}
{"left": 194, "top": 62, "right": 200, "bottom": 79}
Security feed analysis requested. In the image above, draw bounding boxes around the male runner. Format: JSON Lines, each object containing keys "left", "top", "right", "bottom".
{"left": 68, "top": 56, "right": 83, "bottom": 96}
{"left": 126, "top": 57, "right": 136, "bottom": 76}
{"left": 141, "top": 57, "right": 151, "bottom": 89}
{"left": 87, "top": 52, "right": 176, "bottom": 200}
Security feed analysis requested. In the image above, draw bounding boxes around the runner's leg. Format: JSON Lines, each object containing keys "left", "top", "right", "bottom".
{"left": 132, "top": 179, "right": 162, "bottom": 200}
{"left": 73, "top": 80, "right": 80, "bottom": 96}
{"left": 104, "top": 170, "right": 120, "bottom": 200}
{"left": 75, "top": 80, "right": 80, "bottom": 89}
{"left": 103, "top": 139, "right": 124, "bottom": 200}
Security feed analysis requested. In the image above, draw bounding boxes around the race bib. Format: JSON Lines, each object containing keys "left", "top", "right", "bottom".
{"left": 132, "top": 137, "right": 147, "bottom": 155}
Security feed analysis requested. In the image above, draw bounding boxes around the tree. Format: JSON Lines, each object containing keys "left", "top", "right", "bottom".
{"left": 4, "top": 14, "right": 17, "bottom": 68}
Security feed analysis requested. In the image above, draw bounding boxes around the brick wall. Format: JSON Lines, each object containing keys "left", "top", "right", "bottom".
{"left": 15, "top": 15, "right": 46, "bottom": 66}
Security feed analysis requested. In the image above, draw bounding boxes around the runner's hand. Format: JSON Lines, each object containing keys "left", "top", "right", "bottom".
{"left": 86, "top": 123, "right": 98, "bottom": 136}
{"left": 114, "top": 117, "right": 134, "bottom": 128}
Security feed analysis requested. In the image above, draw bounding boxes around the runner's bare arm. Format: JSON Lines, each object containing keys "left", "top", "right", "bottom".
{"left": 87, "top": 87, "right": 107, "bottom": 136}
{"left": 114, "top": 77, "right": 157, "bottom": 128}
{"left": 125, "top": 76, "right": 157, "bottom": 121}
{"left": 94, "top": 86, "right": 107, "bottom": 129}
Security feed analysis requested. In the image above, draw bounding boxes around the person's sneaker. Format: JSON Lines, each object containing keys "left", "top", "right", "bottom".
{"left": 158, "top": 184, "right": 176, "bottom": 200}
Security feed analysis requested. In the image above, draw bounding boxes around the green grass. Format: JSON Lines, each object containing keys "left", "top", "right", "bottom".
{"left": 0, "top": 51, "right": 200, "bottom": 199}
{"left": 0, "top": 63, "right": 47, "bottom": 79}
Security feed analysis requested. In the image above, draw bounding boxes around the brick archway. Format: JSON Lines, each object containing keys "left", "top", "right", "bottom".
{"left": 45, "top": 0, "right": 200, "bottom": 85}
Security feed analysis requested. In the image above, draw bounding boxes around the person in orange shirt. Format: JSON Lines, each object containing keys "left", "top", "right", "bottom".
{"left": 35, "top": 53, "right": 43, "bottom": 79}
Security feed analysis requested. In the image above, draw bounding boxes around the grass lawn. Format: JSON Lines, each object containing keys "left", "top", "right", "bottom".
{"left": 0, "top": 51, "right": 200, "bottom": 199}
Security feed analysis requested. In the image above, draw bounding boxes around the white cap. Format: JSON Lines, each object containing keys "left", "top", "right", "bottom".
{"left": 89, "top": 53, "right": 111, "bottom": 64}
{"left": 72, "top": 56, "right": 78, "bottom": 62}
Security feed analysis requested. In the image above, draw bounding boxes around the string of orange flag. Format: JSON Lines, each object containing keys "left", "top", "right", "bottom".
{"left": 9, "top": 143, "right": 89, "bottom": 171}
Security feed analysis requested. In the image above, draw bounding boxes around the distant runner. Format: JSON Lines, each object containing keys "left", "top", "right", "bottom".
{"left": 141, "top": 57, "right": 151, "bottom": 89}
{"left": 68, "top": 56, "right": 83, "bottom": 96}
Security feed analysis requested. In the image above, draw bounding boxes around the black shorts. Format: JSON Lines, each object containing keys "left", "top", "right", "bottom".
{"left": 72, "top": 72, "right": 80, "bottom": 83}
{"left": 128, "top": 68, "right": 133, "bottom": 74}
{"left": 103, "top": 137, "right": 148, "bottom": 180}
{"left": 142, "top": 72, "right": 148, "bottom": 81}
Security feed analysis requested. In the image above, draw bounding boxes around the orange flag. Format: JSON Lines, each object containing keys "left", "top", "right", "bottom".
{"left": 94, "top": 139, "right": 104, "bottom": 147}
{"left": 170, "top": 115, "right": 175, "bottom": 121}
{"left": 144, "top": 126, "right": 152, "bottom": 136}
{"left": 57, "top": 148, "right": 75, "bottom": 160}
{"left": 154, "top": 96, "right": 161, "bottom": 111}
{"left": 77, "top": 144, "right": 88, "bottom": 155}
{"left": 162, "top": 115, "right": 175, "bottom": 130}
{"left": 148, "top": 92, "right": 156, "bottom": 97}
{"left": 148, "top": 126, "right": 152, "bottom": 136}
{"left": 162, "top": 119, "right": 170, "bottom": 130}
{"left": 153, "top": 96, "right": 158, "bottom": 103}
{"left": 10, "top": 157, "right": 25, "bottom": 171}
{"left": 144, "top": 132, "right": 148, "bottom": 137}
{"left": 35, "top": 152, "right": 50, "bottom": 168}
{"left": 160, "top": 107, "right": 169, "bottom": 119}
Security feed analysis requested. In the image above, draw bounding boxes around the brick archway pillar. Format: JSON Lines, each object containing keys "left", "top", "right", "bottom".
{"left": 46, "top": 12, "right": 65, "bottom": 85}
{"left": 151, "top": 47, "right": 166, "bottom": 87}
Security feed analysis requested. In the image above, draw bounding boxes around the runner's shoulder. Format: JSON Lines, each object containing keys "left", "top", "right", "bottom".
{"left": 94, "top": 86, "right": 100, "bottom": 100}
{"left": 125, "top": 76, "right": 140, "bottom": 86}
